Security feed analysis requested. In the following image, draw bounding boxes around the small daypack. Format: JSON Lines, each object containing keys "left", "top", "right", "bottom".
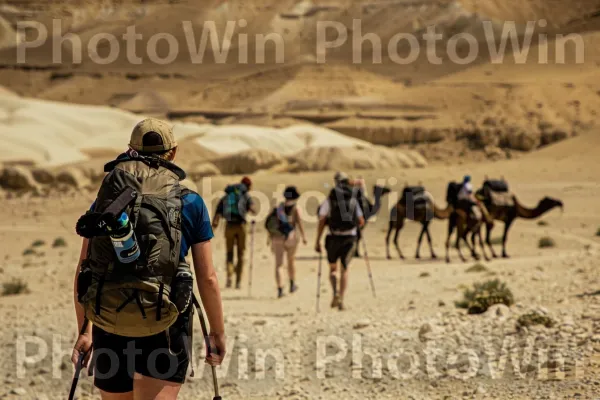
{"left": 328, "top": 186, "right": 358, "bottom": 232}
{"left": 223, "top": 184, "right": 246, "bottom": 221}
{"left": 76, "top": 154, "right": 190, "bottom": 338}
{"left": 265, "top": 203, "right": 295, "bottom": 238}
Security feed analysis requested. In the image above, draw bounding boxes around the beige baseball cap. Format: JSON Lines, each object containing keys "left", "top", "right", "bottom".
{"left": 129, "top": 118, "right": 177, "bottom": 153}
{"left": 334, "top": 171, "right": 349, "bottom": 183}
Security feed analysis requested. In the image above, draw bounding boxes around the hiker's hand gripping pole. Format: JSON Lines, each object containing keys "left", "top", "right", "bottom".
{"left": 193, "top": 296, "right": 222, "bottom": 400}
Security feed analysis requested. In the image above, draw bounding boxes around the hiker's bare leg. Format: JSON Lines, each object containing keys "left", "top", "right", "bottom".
{"left": 339, "top": 265, "right": 349, "bottom": 302}
{"left": 287, "top": 240, "right": 298, "bottom": 284}
{"left": 273, "top": 238, "right": 285, "bottom": 289}
{"left": 133, "top": 374, "right": 181, "bottom": 400}
{"left": 100, "top": 391, "right": 133, "bottom": 400}
{"left": 329, "top": 263, "right": 338, "bottom": 296}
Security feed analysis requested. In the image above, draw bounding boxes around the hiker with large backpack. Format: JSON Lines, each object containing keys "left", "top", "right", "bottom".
{"left": 71, "top": 118, "right": 226, "bottom": 399}
{"left": 212, "top": 176, "right": 256, "bottom": 289}
{"left": 315, "top": 172, "right": 365, "bottom": 311}
{"left": 265, "top": 186, "right": 308, "bottom": 298}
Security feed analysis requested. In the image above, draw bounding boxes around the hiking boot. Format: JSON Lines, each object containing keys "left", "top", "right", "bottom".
{"left": 338, "top": 301, "right": 345, "bottom": 311}
{"left": 278, "top": 288, "right": 284, "bottom": 298}
{"left": 226, "top": 278, "right": 232, "bottom": 288}
{"left": 331, "top": 295, "right": 340, "bottom": 309}
{"left": 235, "top": 281, "right": 241, "bottom": 290}
{"left": 290, "top": 282, "right": 298, "bottom": 293}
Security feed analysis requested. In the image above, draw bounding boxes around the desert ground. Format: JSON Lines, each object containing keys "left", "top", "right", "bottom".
{"left": 1, "top": 0, "right": 600, "bottom": 399}
{"left": 0, "top": 132, "right": 599, "bottom": 399}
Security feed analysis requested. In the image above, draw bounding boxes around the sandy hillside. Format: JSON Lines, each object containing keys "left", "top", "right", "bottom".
{"left": 0, "top": 131, "right": 599, "bottom": 399}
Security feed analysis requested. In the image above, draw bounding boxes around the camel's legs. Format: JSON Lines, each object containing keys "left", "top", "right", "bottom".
{"left": 424, "top": 222, "right": 437, "bottom": 259}
{"left": 416, "top": 223, "right": 426, "bottom": 259}
{"left": 455, "top": 217, "right": 469, "bottom": 262}
{"left": 485, "top": 222, "right": 498, "bottom": 258}
{"left": 385, "top": 221, "right": 394, "bottom": 260}
{"left": 393, "top": 221, "right": 405, "bottom": 260}
{"left": 446, "top": 215, "right": 456, "bottom": 263}
{"left": 502, "top": 218, "right": 515, "bottom": 258}
{"left": 477, "top": 225, "right": 490, "bottom": 261}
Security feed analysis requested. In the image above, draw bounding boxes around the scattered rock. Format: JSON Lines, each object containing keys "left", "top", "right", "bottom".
{"left": 10, "top": 388, "right": 27, "bottom": 395}
{"left": 353, "top": 319, "right": 370, "bottom": 330}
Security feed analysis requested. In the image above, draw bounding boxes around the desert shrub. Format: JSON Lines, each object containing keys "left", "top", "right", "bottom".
{"left": 538, "top": 236, "right": 556, "bottom": 248}
{"left": 465, "top": 263, "right": 488, "bottom": 273}
{"left": 537, "top": 220, "right": 548, "bottom": 226}
{"left": 31, "top": 240, "right": 45, "bottom": 247}
{"left": 22, "top": 248, "right": 36, "bottom": 256}
{"left": 2, "top": 279, "right": 30, "bottom": 296}
{"left": 455, "top": 279, "right": 515, "bottom": 314}
{"left": 517, "top": 312, "right": 555, "bottom": 330}
{"left": 52, "top": 237, "right": 67, "bottom": 248}
{"left": 596, "top": 227, "right": 600, "bottom": 237}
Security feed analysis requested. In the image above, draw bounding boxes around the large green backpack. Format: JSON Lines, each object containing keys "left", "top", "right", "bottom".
{"left": 77, "top": 155, "right": 189, "bottom": 337}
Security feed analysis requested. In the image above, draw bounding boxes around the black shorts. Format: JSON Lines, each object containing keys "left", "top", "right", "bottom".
{"left": 92, "top": 311, "right": 192, "bottom": 393}
{"left": 325, "top": 235, "right": 357, "bottom": 270}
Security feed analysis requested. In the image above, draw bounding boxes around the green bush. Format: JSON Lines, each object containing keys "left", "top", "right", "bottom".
{"left": 537, "top": 220, "right": 548, "bottom": 227}
{"left": 538, "top": 236, "right": 556, "bottom": 249}
{"left": 31, "top": 240, "right": 45, "bottom": 248}
{"left": 419, "top": 272, "right": 431, "bottom": 278}
{"left": 52, "top": 237, "right": 67, "bottom": 248}
{"left": 455, "top": 279, "right": 515, "bottom": 315}
{"left": 465, "top": 263, "right": 489, "bottom": 273}
{"left": 2, "top": 279, "right": 30, "bottom": 296}
{"left": 596, "top": 227, "right": 600, "bottom": 237}
{"left": 517, "top": 312, "right": 555, "bottom": 330}
{"left": 22, "top": 248, "right": 36, "bottom": 256}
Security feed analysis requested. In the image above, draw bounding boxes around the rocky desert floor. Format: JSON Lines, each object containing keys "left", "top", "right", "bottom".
{"left": 0, "top": 131, "right": 598, "bottom": 399}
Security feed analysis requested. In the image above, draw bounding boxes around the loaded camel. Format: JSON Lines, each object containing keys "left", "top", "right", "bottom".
{"left": 445, "top": 182, "right": 493, "bottom": 263}
{"left": 472, "top": 180, "right": 563, "bottom": 258}
{"left": 385, "top": 186, "right": 453, "bottom": 260}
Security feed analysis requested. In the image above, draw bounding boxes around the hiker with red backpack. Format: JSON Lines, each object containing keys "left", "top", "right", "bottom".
{"left": 71, "top": 118, "right": 225, "bottom": 400}
{"left": 265, "top": 186, "right": 308, "bottom": 298}
{"left": 212, "top": 176, "right": 257, "bottom": 289}
{"left": 315, "top": 172, "right": 365, "bottom": 311}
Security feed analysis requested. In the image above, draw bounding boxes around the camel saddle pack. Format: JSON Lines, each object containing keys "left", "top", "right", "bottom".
{"left": 479, "top": 179, "right": 514, "bottom": 208}
{"left": 402, "top": 186, "right": 429, "bottom": 208}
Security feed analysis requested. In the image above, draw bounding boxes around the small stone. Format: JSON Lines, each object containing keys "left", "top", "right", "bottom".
{"left": 10, "top": 388, "right": 27, "bottom": 396}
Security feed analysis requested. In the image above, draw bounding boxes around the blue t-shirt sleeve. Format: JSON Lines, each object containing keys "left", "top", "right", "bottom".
{"left": 182, "top": 193, "right": 214, "bottom": 246}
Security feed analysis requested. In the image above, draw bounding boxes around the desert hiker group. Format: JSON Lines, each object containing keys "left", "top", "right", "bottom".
{"left": 69, "top": 117, "right": 563, "bottom": 399}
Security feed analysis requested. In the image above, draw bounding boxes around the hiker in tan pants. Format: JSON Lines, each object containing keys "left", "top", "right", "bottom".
{"left": 213, "top": 176, "right": 256, "bottom": 289}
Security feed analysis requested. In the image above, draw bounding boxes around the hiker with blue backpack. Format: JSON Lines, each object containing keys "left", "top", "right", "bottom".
{"left": 265, "top": 186, "right": 308, "bottom": 298}
{"left": 212, "top": 176, "right": 256, "bottom": 289}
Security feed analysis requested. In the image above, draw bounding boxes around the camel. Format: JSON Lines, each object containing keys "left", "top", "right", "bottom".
{"left": 445, "top": 204, "right": 490, "bottom": 263}
{"left": 474, "top": 195, "right": 563, "bottom": 258}
{"left": 444, "top": 181, "right": 493, "bottom": 263}
{"left": 385, "top": 189, "right": 453, "bottom": 259}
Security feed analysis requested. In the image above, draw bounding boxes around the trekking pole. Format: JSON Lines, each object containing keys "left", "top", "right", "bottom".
{"left": 361, "top": 236, "right": 377, "bottom": 298}
{"left": 193, "top": 296, "right": 222, "bottom": 400}
{"left": 248, "top": 220, "right": 256, "bottom": 298}
{"left": 68, "top": 319, "right": 91, "bottom": 400}
{"left": 316, "top": 252, "right": 323, "bottom": 313}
